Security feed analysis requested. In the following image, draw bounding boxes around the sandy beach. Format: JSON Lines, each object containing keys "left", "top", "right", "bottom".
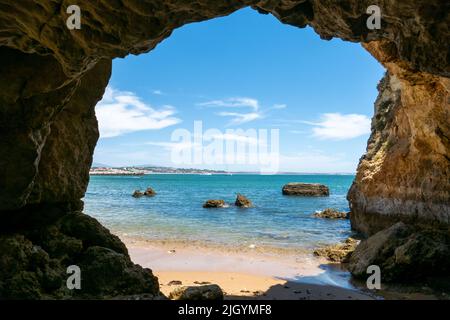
{"left": 123, "top": 237, "right": 377, "bottom": 300}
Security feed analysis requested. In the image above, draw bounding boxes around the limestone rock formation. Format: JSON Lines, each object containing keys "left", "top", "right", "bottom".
{"left": 203, "top": 200, "right": 226, "bottom": 208}
{"left": 348, "top": 222, "right": 450, "bottom": 282}
{"left": 282, "top": 183, "right": 329, "bottom": 196}
{"left": 314, "top": 208, "right": 349, "bottom": 219}
{"left": 235, "top": 194, "right": 253, "bottom": 207}
{"left": 348, "top": 69, "right": 450, "bottom": 236}
{"left": 144, "top": 188, "right": 157, "bottom": 196}
{"left": 169, "top": 284, "right": 224, "bottom": 300}
{"left": 132, "top": 188, "right": 156, "bottom": 198}
{"left": 0, "top": 212, "right": 160, "bottom": 299}
{"left": 0, "top": 0, "right": 449, "bottom": 298}
{"left": 132, "top": 190, "right": 144, "bottom": 198}
{"left": 314, "top": 238, "right": 359, "bottom": 263}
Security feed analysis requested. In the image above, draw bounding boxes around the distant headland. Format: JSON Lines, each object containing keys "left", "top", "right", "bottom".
{"left": 90, "top": 165, "right": 228, "bottom": 175}
{"left": 89, "top": 164, "right": 355, "bottom": 176}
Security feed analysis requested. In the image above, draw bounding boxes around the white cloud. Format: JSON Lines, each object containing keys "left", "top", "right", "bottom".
{"left": 198, "top": 97, "right": 288, "bottom": 126}
{"left": 217, "top": 111, "right": 263, "bottom": 125}
{"left": 198, "top": 97, "right": 259, "bottom": 111}
{"left": 198, "top": 97, "right": 263, "bottom": 125}
{"left": 304, "top": 113, "right": 371, "bottom": 140}
{"left": 96, "top": 87, "right": 181, "bottom": 138}
{"left": 152, "top": 90, "right": 164, "bottom": 95}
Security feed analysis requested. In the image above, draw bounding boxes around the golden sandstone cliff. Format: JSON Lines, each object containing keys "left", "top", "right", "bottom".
{"left": 0, "top": 1, "right": 448, "bottom": 298}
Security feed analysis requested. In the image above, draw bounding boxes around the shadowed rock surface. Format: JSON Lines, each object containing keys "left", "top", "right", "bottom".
{"left": 235, "top": 194, "right": 253, "bottom": 207}
{"left": 144, "top": 188, "right": 157, "bottom": 196}
{"left": 0, "top": 0, "right": 449, "bottom": 298}
{"left": 203, "top": 200, "right": 226, "bottom": 208}
{"left": 169, "top": 284, "right": 224, "bottom": 300}
{"left": 132, "top": 190, "right": 144, "bottom": 198}
{"left": 348, "top": 222, "right": 450, "bottom": 282}
{"left": 282, "top": 183, "right": 330, "bottom": 196}
{"left": 132, "top": 188, "right": 156, "bottom": 198}
{"left": 0, "top": 212, "right": 160, "bottom": 299}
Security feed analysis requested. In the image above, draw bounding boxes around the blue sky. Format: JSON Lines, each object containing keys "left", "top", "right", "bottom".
{"left": 93, "top": 8, "right": 385, "bottom": 173}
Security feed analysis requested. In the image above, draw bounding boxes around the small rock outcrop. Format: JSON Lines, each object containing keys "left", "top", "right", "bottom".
{"left": 132, "top": 188, "right": 156, "bottom": 198}
{"left": 235, "top": 194, "right": 253, "bottom": 208}
{"left": 169, "top": 284, "right": 224, "bottom": 300}
{"left": 143, "top": 188, "right": 156, "bottom": 196}
{"left": 314, "top": 238, "right": 359, "bottom": 263}
{"left": 203, "top": 200, "right": 226, "bottom": 208}
{"left": 348, "top": 222, "right": 450, "bottom": 282}
{"left": 282, "top": 183, "right": 329, "bottom": 196}
{"left": 314, "top": 208, "right": 349, "bottom": 219}
{"left": 132, "top": 190, "right": 144, "bottom": 198}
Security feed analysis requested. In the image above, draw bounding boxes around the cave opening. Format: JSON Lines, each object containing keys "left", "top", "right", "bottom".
{"left": 85, "top": 8, "right": 385, "bottom": 294}
{"left": 1, "top": 1, "right": 448, "bottom": 300}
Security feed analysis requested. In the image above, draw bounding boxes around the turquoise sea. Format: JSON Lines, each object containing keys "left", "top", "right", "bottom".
{"left": 84, "top": 174, "right": 354, "bottom": 251}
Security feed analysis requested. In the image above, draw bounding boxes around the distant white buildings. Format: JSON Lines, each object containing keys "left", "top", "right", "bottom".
{"left": 89, "top": 167, "right": 146, "bottom": 176}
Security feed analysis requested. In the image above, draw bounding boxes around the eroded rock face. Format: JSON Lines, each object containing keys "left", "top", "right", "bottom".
{"left": 169, "top": 284, "right": 224, "bottom": 300}
{"left": 348, "top": 222, "right": 450, "bottom": 282}
{"left": 314, "top": 238, "right": 359, "bottom": 263}
{"left": 235, "top": 194, "right": 253, "bottom": 207}
{"left": 348, "top": 49, "right": 450, "bottom": 235}
{"left": 0, "top": 212, "right": 160, "bottom": 299}
{"left": 0, "top": 0, "right": 449, "bottom": 297}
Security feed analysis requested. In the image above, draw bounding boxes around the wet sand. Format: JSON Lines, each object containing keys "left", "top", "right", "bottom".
{"left": 123, "top": 237, "right": 377, "bottom": 300}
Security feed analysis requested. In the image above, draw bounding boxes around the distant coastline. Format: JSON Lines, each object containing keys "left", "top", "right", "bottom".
{"left": 90, "top": 165, "right": 356, "bottom": 176}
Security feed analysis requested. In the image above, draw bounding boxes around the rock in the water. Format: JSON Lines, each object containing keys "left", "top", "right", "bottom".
{"left": 314, "top": 208, "right": 349, "bottom": 219}
{"left": 144, "top": 188, "right": 156, "bottom": 196}
{"left": 348, "top": 222, "right": 450, "bottom": 282}
{"left": 282, "top": 183, "right": 329, "bottom": 196}
{"left": 133, "top": 188, "right": 156, "bottom": 198}
{"left": 167, "top": 280, "right": 182, "bottom": 286}
{"left": 132, "top": 190, "right": 144, "bottom": 198}
{"left": 169, "top": 284, "right": 224, "bottom": 300}
{"left": 314, "top": 238, "right": 359, "bottom": 263}
{"left": 235, "top": 194, "right": 253, "bottom": 208}
{"left": 203, "top": 200, "right": 225, "bottom": 208}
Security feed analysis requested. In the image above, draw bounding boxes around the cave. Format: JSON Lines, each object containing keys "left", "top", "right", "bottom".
{"left": 0, "top": 0, "right": 449, "bottom": 299}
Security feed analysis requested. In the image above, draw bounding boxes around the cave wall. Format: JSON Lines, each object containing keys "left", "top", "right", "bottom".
{"left": 349, "top": 41, "right": 450, "bottom": 235}
{"left": 0, "top": 0, "right": 449, "bottom": 297}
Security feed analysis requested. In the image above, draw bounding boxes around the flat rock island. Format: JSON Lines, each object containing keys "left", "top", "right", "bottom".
{"left": 282, "top": 183, "right": 330, "bottom": 196}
